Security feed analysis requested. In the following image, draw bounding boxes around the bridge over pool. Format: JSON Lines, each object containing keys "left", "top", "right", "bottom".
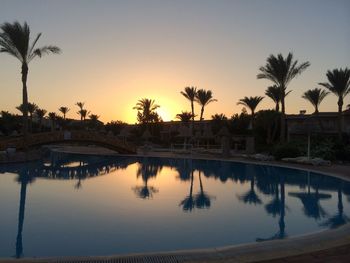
{"left": 0, "top": 131, "right": 137, "bottom": 154}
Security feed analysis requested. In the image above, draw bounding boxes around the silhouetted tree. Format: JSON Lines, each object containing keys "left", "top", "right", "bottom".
{"left": 195, "top": 89, "right": 217, "bottom": 121}
{"left": 35, "top": 108, "right": 47, "bottom": 132}
{"left": 16, "top": 102, "right": 38, "bottom": 132}
{"left": 258, "top": 53, "right": 310, "bottom": 142}
{"left": 176, "top": 111, "right": 193, "bottom": 124}
{"left": 133, "top": 98, "right": 161, "bottom": 124}
{"left": 181, "top": 86, "right": 197, "bottom": 133}
{"left": 211, "top": 113, "right": 228, "bottom": 134}
{"left": 265, "top": 85, "right": 290, "bottom": 112}
{"left": 319, "top": 68, "right": 350, "bottom": 138}
{"left": 0, "top": 21, "right": 60, "bottom": 138}
{"left": 58, "top": 106, "right": 70, "bottom": 120}
{"left": 237, "top": 96, "right": 264, "bottom": 128}
{"left": 48, "top": 112, "right": 56, "bottom": 131}
{"left": 302, "top": 88, "right": 329, "bottom": 114}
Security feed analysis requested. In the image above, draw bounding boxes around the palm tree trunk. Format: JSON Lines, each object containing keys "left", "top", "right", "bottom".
{"left": 200, "top": 106, "right": 204, "bottom": 121}
{"left": 191, "top": 100, "right": 195, "bottom": 136}
{"left": 29, "top": 114, "right": 33, "bottom": 133}
{"left": 337, "top": 98, "right": 343, "bottom": 139}
{"left": 280, "top": 96, "right": 286, "bottom": 142}
{"left": 275, "top": 102, "right": 279, "bottom": 112}
{"left": 21, "top": 63, "right": 29, "bottom": 145}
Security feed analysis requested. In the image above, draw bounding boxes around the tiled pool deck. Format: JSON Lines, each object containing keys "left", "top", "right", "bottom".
{"left": 2, "top": 146, "right": 350, "bottom": 263}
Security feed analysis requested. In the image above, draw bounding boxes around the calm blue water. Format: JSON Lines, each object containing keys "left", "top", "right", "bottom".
{"left": 0, "top": 152, "right": 349, "bottom": 258}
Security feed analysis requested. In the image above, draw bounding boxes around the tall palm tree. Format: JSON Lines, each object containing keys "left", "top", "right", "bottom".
{"left": 237, "top": 96, "right": 264, "bottom": 127}
{"left": 181, "top": 86, "right": 197, "bottom": 132}
{"left": 58, "top": 106, "right": 70, "bottom": 120}
{"left": 319, "top": 68, "right": 350, "bottom": 137}
{"left": 35, "top": 108, "right": 46, "bottom": 132}
{"left": 302, "top": 88, "right": 329, "bottom": 114}
{"left": 265, "top": 85, "right": 290, "bottom": 112}
{"left": 133, "top": 98, "right": 160, "bottom": 124}
{"left": 195, "top": 89, "right": 217, "bottom": 121}
{"left": 0, "top": 21, "right": 61, "bottom": 138}
{"left": 257, "top": 53, "right": 310, "bottom": 141}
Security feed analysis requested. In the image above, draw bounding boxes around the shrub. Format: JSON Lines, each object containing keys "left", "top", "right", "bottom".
{"left": 311, "top": 139, "right": 336, "bottom": 161}
{"left": 273, "top": 143, "right": 302, "bottom": 160}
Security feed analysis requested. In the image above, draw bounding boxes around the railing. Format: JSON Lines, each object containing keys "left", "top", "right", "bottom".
{"left": 0, "top": 131, "right": 137, "bottom": 154}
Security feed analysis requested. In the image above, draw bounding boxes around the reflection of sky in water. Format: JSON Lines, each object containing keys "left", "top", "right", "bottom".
{"left": 0, "top": 153, "right": 349, "bottom": 258}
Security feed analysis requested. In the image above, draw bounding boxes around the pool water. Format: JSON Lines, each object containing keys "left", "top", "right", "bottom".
{"left": 0, "top": 152, "right": 349, "bottom": 258}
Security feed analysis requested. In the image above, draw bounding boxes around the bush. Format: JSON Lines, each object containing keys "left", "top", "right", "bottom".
{"left": 311, "top": 139, "right": 336, "bottom": 161}
{"left": 273, "top": 143, "right": 302, "bottom": 160}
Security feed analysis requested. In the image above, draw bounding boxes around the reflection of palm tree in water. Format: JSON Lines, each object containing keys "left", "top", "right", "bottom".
{"left": 179, "top": 169, "right": 195, "bottom": 212}
{"left": 133, "top": 158, "right": 161, "bottom": 199}
{"left": 195, "top": 171, "right": 212, "bottom": 209}
{"left": 15, "top": 167, "right": 35, "bottom": 258}
{"left": 321, "top": 187, "right": 349, "bottom": 229}
{"left": 180, "top": 170, "right": 214, "bottom": 211}
{"left": 257, "top": 176, "right": 287, "bottom": 241}
{"left": 74, "top": 161, "right": 87, "bottom": 189}
{"left": 237, "top": 176, "right": 262, "bottom": 205}
{"left": 289, "top": 173, "right": 331, "bottom": 220}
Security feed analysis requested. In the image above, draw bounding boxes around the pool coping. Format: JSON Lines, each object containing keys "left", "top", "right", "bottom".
{"left": 1, "top": 149, "right": 350, "bottom": 263}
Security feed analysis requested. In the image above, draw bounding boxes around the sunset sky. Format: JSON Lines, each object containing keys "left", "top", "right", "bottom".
{"left": 0, "top": 0, "right": 349, "bottom": 123}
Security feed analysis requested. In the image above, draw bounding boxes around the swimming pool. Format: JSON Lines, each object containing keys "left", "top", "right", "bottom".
{"left": 0, "top": 152, "right": 349, "bottom": 258}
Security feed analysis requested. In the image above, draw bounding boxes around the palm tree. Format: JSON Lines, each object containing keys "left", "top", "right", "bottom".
{"left": 133, "top": 98, "right": 160, "bottom": 124}
{"left": 89, "top": 114, "right": 100, "bottom": 130}
{"left": 181, "top": 86, "right": 197, "bottom": 132}
{"left": 76, "top": 102, "right": 85, "bottom": 111}
{"left": 0, "top": 21, "right": 61, "bottom": 138}
{"left": 58, "top": 106, "right": 70, "bottom": 120}
{"left": 16, "top": 102, "right": 38, "bottom": 132}
{"left": 257, "top": 53, "right": 310, "bottom": 141}
{"left": 78, "top": 109, "right": 89, "bottom": 121}
{"left": 35, "top": 108, "right": 46, "bottom": 132}
{"left": 48, "top": 112, "right": 56, "bottom": 132}
{"left": 237, "top": 96, "right": 264, "bottom": 117}
{"left": 237, "top": 96, "right": 264, "bottom": 127}
{"left": 302, "top": 88, "right": 329, "bottom": 114}
{"left": 211, "top": 113, "right": 228, "bottom": 134}
{"left": 265, "top": 85, "right": 289, "bottom": 112}
{"left": 176, "top": 111, "right": 193, "bottom": 123}
{"left": 319, "top": 68, "right": 350, "bottom": 137}
{"left": 195, "top": 89, "right": 217, "bottom": 121}
{"left": 75, "top": 102, "right": 85, "bottom": 121}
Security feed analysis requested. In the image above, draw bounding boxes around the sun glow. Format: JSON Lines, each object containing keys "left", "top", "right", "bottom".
{"left": 156, "top": 107, "right": 172, "bottom": 122}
